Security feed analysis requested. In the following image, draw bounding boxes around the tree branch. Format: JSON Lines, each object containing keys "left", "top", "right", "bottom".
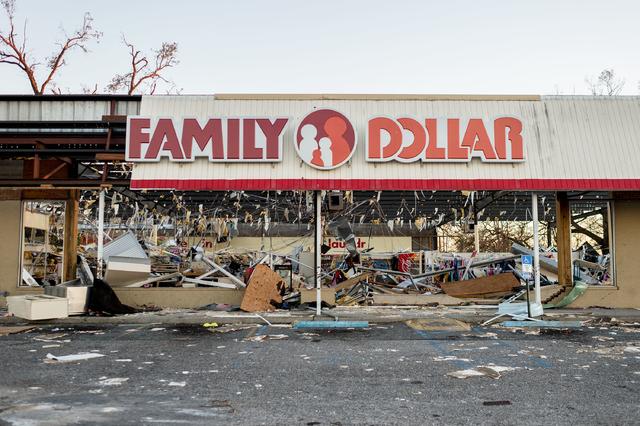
{"left": 107, "top": 37, "right": 179, "bottom": 95}
{"left": 0, "top": 1, "right": 100, "bottom": 94}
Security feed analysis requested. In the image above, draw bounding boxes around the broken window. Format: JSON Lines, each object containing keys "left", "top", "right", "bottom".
{"left": 20, "top": 201, "right": 66, "bottom": 287}
{"left": 570, "top": 198, "right": 613, "bottom": 286}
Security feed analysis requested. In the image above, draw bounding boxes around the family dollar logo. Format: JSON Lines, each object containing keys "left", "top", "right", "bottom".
{"left": 294, "top": 109, "right": 357, "bottom": 170}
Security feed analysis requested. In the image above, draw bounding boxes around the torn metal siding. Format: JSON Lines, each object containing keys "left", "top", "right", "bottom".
{"left": 0, "top": 99, "right": 139, "bottom": 121}
{"left": 129, "top": 95, "right": 640, "bottom": 191}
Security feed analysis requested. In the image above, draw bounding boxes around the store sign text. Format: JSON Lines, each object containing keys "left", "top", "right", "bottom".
{"left": 126, "top": 117, "right": 289, "bottom": 162}
{"left": 126, "top": 115, "right": 524, "bottom": 163}
{"left": 367, "top": 117, "right": 523, "bottom": 162}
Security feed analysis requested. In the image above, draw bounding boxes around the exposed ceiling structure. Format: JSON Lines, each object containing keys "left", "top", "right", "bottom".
{"left": 79, "top": 188, "right": 610, "bottom": 229}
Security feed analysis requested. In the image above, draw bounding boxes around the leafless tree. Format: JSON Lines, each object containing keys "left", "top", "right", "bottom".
{"left": 586, "top": 69, "right": 625, "bottom": 96}
{"left": 107, "top": 36, "right": 179, "bottom": 95}
{"left": 0, "top": 0, "right": 101, "bottom": 94}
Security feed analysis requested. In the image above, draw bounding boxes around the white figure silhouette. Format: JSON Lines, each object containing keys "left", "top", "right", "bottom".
{"left": 299, "top": 124, "right": 319, "bottom": 163}
{"left": 318, "top": 136, "right": 333, "bottom": 167}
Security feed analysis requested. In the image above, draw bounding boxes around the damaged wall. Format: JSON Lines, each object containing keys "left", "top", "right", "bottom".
{"left": 114, "top": 288, "right": 244, "bottom": 309}
{"left": 0, "top": 198, "right": 30, "bottom": 306}
{"left": 570, "top": 196, "right": 640, "bottom": 308}
{"left": 184, "top": 235, "right": 412, "bottom": 255}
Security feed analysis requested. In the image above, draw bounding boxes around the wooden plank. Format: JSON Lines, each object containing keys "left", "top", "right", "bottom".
{"left": 372, "top": 293, "right": 465, "bottom": 306}
{"left": 440, "top": 273, "right": 519, "bottom": 298}
{"left": 0, "top": 326, "right": 36, "bottom": 336}
{"left": 333, "top": 271, "right": 372, "bottom": 291}
{"left": 21, "top": 189, "right": 69, "bottom": 200}
{"left": 95, "top": 153, "right": 126, "bottom": 161}
{"left": 556, "top": 192, "right": 573, "bottom": 287}
{"left": 101, "top": 115, "right": 127, "bottom": 123}
{"left": 63, "top": 189, "right": 79, "bottom": 281}
{"left": 240, "top": 264, "right": 284, "bottom": 312}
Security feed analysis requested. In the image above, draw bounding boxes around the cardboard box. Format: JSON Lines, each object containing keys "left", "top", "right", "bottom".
{"left": 6, "top": 295, "right": 69, "bottom": 320}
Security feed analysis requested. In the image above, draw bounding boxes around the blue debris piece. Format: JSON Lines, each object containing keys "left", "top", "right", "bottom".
{"left": 293, "top": 321, "right": 369, "bottom": 329}
{"left": 502, "top": 320, "right": 582, "bottom": 328}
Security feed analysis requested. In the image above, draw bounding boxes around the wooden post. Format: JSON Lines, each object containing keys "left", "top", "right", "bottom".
{"left": 556, "top": 192, "right": 572, "bottom": 287}
{"left": 63, "top": 189, "right": 79, "bottom": 281}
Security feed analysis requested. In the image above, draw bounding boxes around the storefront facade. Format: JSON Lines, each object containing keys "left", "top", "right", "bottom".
{"left": 1, "top": 94, "right": 640, "bottom": 309}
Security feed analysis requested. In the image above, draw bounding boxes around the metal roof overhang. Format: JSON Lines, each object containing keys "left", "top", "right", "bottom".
{"left": 129, "top": 95, "right": 640, "bottom": 192}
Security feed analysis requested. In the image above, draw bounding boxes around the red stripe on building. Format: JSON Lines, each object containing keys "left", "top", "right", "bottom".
{"left": 130, "top": 178, "right": 640, "bottom": 191}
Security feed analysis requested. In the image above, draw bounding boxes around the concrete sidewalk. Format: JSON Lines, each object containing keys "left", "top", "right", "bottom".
{"left": 2, "top": 305, "right": 639, "bottom": 326}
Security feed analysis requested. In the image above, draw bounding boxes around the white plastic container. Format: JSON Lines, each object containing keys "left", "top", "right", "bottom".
{"left": 6, "top": 294, "right": 69, "bottom": 320}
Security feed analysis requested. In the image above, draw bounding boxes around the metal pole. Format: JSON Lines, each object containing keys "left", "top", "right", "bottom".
{"left": 473, "top": 206, "right": 480, "bottom": 254}
{"left": 315, "top": 190, "right": 322, "bottom": 317}
{"left": 532, "top": 192, "right": 542, "bottom": 307}
{"left": 474, "top": 223, "right": 480, "bottom": 254}
{"left": 97, "top": 189, "right": 105, "bottom": 279}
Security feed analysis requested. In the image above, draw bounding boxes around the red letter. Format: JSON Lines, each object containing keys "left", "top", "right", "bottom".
{"left": 447, "top": 119, "right": 468, "bottom": 160}
{"left": 181, "top": 119, "right": 224, "bottom": 159}
{"left": 424, "top": 119, "right": 446, "bottom": 160}
{"left": 257, "top": 118, "right": 287, "bottom": 160}
{"left": 227, "top": 119, "right": 240, "bottom": 159}
{"left": 146, "top": 119, "right": 184, "bottom": 160}
{"left": 127, "top": 118, "right": 150, "bottom": 160}
{"left": 462, "top": 119, "right": 496, "bottom": 160}
{"left": 242, "top": 119, "right": 262, "bottom": 160}
{"left": 396, "top": 118, "right": 426, "bottom": 161}
{"left": 494, "top": 117, "right": 524, "bottom": 160}
{"left": 367, "top": 117, "right": 402, "bottom": 160}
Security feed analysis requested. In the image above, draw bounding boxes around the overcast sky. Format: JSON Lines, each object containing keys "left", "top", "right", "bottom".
{"left": 0, "top": 0, "right": 638, "bottom": 95}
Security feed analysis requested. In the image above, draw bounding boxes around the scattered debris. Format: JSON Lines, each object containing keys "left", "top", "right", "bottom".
{"left": 98, "top": 377, "right": 129, "bottom": 386}
{"left": 447, "top": 365, "right": 515, "bottom": 379}
{"left": 240, "top": 264, "right": 285, "bottom": 312}
{"left": 203, "top": 322, "right": 219, "bottom": 328}
{"left": 501, "top": 321, "right": 583, "bottom": 329}
{"left": 405, "top": 318, "right": 471, "bottom": 332}
{"left": 45, "top": 352, "right": 105, "bottom": 363}
{"left": 483, "top": 400, "right": 512, "bottom": 406}
{"left": 88, "top": 279, "right": 138, "bottom": 315}
{"left": 0, "top": 326, "right": 36, "bottom": 336}
{"left": 246, "top": 334, "right": 288, "bottom": 342}
{"left": 441, "top": 273, "right": 520, "bottom": 298}
{"left": 433, "top": 356, "right": 471, "bottom": 362}
{"left": 104, "top": 256, "right": 151, "bottom": 287}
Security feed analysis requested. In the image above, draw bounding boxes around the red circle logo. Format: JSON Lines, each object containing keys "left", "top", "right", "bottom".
{"left": 295, "top": 109, "right": 357, "bottom": 170}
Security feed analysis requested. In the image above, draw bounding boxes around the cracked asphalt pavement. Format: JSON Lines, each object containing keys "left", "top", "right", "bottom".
{"left": 0, "top": 320, "right": 639, "bottom": 425}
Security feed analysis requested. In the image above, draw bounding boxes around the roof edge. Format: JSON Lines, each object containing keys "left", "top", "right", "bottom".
{"left": 0, "top": 94, "right": 142, "bottom": 101}
{"left": 213, "top": 93, "right": 542, "bottom": 101}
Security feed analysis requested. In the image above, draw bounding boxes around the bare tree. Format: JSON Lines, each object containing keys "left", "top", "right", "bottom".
{"left": 107, "top": 37, "right": 179, "bottom": 95}
{"left": 0, "top": 0, "right": 101, "bottom": 94}
{"left": 586, "top": 69, "right": 625, "bottom": 96}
